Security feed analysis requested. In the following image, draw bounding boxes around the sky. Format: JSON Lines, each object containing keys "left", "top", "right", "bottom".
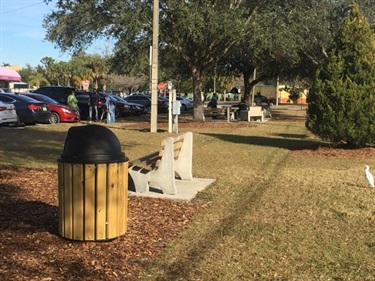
{"left": 0, "top": 0, "right": 102, "bottom": 68}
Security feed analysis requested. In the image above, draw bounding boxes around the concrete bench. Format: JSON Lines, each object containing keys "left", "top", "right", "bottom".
{"left": 240, "top": 106, "right": 264, "bottom": 122}
{"left": 128, "top": 132, "right": 193, "bottom": 195}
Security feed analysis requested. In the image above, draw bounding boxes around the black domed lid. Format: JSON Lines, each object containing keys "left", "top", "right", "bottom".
{"left": 58, "top": 125, "right": 128, "bottom": 164}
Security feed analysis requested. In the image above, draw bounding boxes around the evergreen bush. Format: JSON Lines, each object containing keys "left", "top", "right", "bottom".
{"left": 306, "top": 3, "right": 375, "bottom": 147}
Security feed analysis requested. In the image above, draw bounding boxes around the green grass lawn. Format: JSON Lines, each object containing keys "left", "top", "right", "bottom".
{"left": 1, "top": 105, "right": 375, "bottom": 280}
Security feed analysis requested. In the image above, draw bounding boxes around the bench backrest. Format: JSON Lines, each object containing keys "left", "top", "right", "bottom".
{"left": 129, "top": 151, "right": 161, "bottom": 172}
{"left": 161, "top": 132, "right": 193, "bottom": 180}
{"left": 249, "top": 106, "right": 263, "bottom": 115}
{"left": 160, "top": 133, "right": 186, "bottom": 160}
{"left": 130, "top": 132, "right": 192, "bottom": 177}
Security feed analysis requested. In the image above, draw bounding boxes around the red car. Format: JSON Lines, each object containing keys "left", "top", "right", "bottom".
{"left": 21, "top": 93, "right": 79, "bottom": 124}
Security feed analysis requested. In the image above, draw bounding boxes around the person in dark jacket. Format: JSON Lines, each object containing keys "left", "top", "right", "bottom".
{"left": 210, "top": 93, "right": 218, "bottom": 109}
{"left": 88, "top": 89, "right": 100, "bottom": 121}
{"left": 235, "top": 98, "right": 248, "bottom": 119}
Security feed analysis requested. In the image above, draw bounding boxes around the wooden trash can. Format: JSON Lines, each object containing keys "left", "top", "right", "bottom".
{"left": 57, "top": 125, "right": 128, "bottom": 241}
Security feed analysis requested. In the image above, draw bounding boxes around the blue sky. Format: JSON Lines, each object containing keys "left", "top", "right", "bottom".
{"left": 0, "top": 0, "right": 102, "bottom": 68}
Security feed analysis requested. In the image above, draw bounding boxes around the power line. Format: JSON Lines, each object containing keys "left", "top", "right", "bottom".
{"left": 0, "top": 1, "right": 45, "bottom": 15}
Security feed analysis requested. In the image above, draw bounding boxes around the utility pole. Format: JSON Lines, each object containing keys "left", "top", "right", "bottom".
{"left": 150, "top": 0, "right": 159, "bottom": 133}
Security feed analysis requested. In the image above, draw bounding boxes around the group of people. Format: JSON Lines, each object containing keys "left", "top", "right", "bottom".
{"left": 67, "top": 88, "right": 116, "bottom": 124}
{"left": 207, "top": 92, "right": 248, "bottom": 119}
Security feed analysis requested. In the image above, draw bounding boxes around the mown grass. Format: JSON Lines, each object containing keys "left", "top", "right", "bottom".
{"left": 1, "top": 105, "right": 375, "bottom": 280}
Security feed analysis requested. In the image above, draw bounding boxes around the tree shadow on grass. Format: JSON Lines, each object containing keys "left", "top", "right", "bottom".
{"left": 200, "top": 132, "right": 323, "bottom": 151}
{"left": 275, "top": 133, "right": 310, "bottom": 140}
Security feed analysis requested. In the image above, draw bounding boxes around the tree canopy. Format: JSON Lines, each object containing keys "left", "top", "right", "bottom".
{"left": 42, "top": 0, "right": 375, "bottom": 120}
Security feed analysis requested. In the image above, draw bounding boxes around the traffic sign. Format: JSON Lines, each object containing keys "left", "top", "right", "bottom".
{"left": 158, "top": 82, "right": 166, "bottom": 91}
{"left": 82, "top": 80, "right": 90, "bottom": 89}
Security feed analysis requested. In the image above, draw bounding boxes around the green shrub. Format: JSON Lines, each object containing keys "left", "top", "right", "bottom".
{"left": 306, "top": 3, "right": 375, "bottom": 147}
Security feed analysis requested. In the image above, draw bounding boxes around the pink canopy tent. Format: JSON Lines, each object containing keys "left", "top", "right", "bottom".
{"left": 0, "top": 67, "right": 21, "bottom": 81}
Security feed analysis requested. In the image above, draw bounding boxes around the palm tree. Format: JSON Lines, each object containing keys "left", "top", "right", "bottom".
{"left": 87, "top": 55, "right": 109, "bottom": 90}
{"left": 29, "top": 73, "right": 50, "bottom": 88}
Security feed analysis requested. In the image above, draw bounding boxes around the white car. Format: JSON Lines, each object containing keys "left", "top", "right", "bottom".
{"left": 177, "top": 96, "right": 193, "bottom": 111}
{"left": 0, "top": 101, "right": 19, "bottom": 127}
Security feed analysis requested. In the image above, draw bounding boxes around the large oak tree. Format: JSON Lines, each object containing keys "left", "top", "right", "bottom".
{"left": 43, "top": 0, "right": 375, "bottom": 121}
{"left": 43, "top": 0, "right": 275, "bottom": 121}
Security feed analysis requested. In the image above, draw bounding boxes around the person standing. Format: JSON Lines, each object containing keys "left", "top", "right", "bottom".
{"left": 88, "top": 89, "right": 100, "bottom": 122}
{"left": 209, "top": 93, "right": 218, "bottom": 119}
{"left": 110, "top": 98, "right": 116, "bottom": 123}
{"left": 105, "top": 94, "right": 115, "bottom": 124}
{"left": 67, "top": 91, "right": 80, "bottom": 122}
{"left": 210, "top": 93, "right": 218, "bottom": 108}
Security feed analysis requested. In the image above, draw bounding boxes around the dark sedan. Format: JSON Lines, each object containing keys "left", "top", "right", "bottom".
{"left": 76, "top": 92, "right": 146, "bottom": 119}
{"left": 0, "top": 93, "right": 51, "bottom": 125}
{"left": 21, "top": 93, "right": 79, "bottom": 124}
{"left": 110, "top": 95, "right": 146, "bottom": 116}
{"left": 124, "top": 94, "right": 168, "bottom": 113}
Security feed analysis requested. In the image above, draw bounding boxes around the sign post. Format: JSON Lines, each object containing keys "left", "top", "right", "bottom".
{"left": 150, "top": 0, "right": 159, "bottom": 133}
{"left": 168, "top": 81, "right": 173, "bottom": 133}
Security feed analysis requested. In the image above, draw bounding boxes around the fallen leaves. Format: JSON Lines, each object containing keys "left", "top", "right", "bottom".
{"left": 292, "top": 145, "right": 375, "bottom": 158}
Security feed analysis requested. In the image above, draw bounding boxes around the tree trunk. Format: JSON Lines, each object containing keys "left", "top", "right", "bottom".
{"left": 243, "top": 69, "right": 265, "bottom": 106}
{"left": 243, "top": 70, "right": 253, "bottom": 106}
{"left": 243, "top": 70, "right": 251, "bottom": 101}
{"left": 192, "top": 68, "right": 205, "bottom": 122}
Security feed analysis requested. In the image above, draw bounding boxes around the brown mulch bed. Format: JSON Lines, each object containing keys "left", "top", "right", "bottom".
{"left": 0, "top": 166, "right": 206, "bottom": 280}
{"left": 292, "top": 145, "right": 375, "bottom": 158}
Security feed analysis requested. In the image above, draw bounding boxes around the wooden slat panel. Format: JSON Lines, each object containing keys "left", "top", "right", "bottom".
{"left": 59, "top": 161, "right": 127, "bottom": 241}
{"left": 173, "top": 134, "right": 185, "bottom": 142}
{"left": 72, "top": 164, "right": 84, "bottom": 240}
{"left": 57, "top": 162, "right": 64, "bottom": 237}
{"left": 84, "top": 164, "right": 96, "bottom": 241}
{"left": 173, "top": 141, "right": 183, "bottom": 158}
{"left": 129, "top": 134, "right": 187, "bottom": 176}
{"left": 129, "top": 151, "right": 161, "bottom": 171}
{"left": 118, "top": 162, "right": 128, "bottom": 235}
{"left": 107, "top": 163, "right": 118, "bottom": 239}
{"left": 96, "top": 164, "right": 107, "bottom": 240}
{"left": 129, "top": 151, "right": 160, "bottom": 166}
{"left": 62, "top": 163, "right": 73, "bottom": 239}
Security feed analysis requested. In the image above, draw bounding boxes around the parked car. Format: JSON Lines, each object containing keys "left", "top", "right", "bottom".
{"left": 0, "top": 101, "right": 18, "bottom": 127}
{"left": 176, "top": 96, "right": 193, "bottom": 111}
{"left": 0, "top": 93, "right": 51, "bottom": 125}
{"left": 110, "top": 95, "right": 146, "bottom": 116}
{"left": 124, "top": 94, "right": 151, "bottom": 113}
{"left": 34, "top": 86, "right": 76, "bottom": 105}
{"left": 125, "top": 94, "right": 169, "bottom": 113}
{"left": 21, "top": 93, "right": 79, "bottom": 124}
{"left": 157, "top": 96, "right": 169, "bottom": 113}
{"left": 0, "top": 88, "right": 12, "bottom": 93}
